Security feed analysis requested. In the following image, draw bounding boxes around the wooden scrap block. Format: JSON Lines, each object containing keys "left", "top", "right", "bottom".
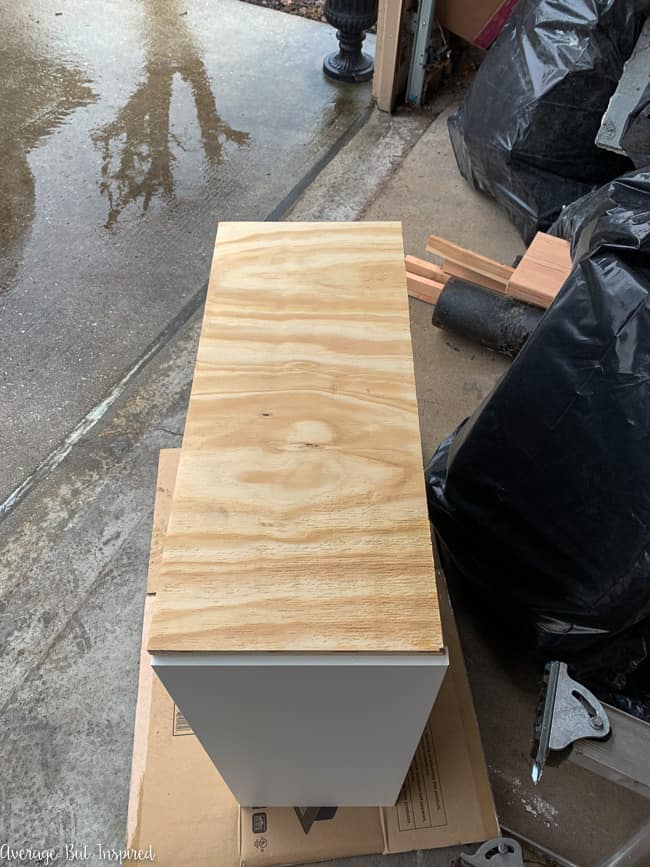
{"left": 406, "top": 273, "right": 445, "bottom": 305}
{"left": 507, "top": 233, "right": 572, "bottom": 308}
{"left": 404, "top": 254, "right": 448, "bottom": 283}
{"left": 442, "top": 260, "right": 508, "bottom": 294}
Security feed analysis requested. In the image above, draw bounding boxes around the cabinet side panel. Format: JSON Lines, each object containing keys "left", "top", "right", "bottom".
{"left": 152, "top": 657, "right": 447, "bottom": 807}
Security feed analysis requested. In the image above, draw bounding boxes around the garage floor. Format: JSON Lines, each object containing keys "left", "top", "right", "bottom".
{"left": 1, "top": 2, "right": 647, "bottom": 863}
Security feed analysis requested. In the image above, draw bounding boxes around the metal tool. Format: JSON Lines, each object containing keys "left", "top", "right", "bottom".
{"left": 532, "top": 661, "right": 610, "bottom": 785}
{"left": 460, "top": 837, "right": 525, "bottom": 867}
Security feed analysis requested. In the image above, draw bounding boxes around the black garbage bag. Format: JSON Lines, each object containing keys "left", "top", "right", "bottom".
{"left": 448, "top": 0, "right": 649, "bottom": 243}
{"left": 621, "top": 81, "right": 650, "bottom": 168}
{"left": 550, "top": 167, "right": 650, "bottom": 258}
{"left": 426, "top": 169, "right": 650, "bottom": 697}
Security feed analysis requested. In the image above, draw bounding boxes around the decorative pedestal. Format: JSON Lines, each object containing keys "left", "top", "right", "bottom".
{"left": 323, "top": 0, "right": 379, "bottom": 82}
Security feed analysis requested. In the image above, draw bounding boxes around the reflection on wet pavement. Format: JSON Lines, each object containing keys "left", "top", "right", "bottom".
{"left": 93, "top": 0, "right": 250, "bottom": 229}
{"left": 0, "top": 15, "right": 97, "bottom": 290}
{"left": 0, "top": 0, "right": 372, "bottom": 506}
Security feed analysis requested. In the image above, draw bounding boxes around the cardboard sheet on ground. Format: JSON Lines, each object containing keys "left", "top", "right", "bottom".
{"left": 126, "top": 449, "right": 498, "bottom": 867}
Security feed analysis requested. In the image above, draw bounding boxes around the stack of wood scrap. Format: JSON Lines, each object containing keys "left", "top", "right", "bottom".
{"left": 405, "top": 231, "right": 572, "bottom": 310}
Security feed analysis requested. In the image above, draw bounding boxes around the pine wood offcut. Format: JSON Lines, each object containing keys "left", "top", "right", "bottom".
{"left": 149, "top": 222, "right": 443, "bottom": 655}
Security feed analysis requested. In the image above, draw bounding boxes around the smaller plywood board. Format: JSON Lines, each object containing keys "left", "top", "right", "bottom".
{"left": 150, "top": 222, "right": 442, "bottom": 655}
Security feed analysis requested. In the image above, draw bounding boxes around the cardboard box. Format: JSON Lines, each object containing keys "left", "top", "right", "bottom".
{"left": 240, "top": 585, "right": 497, "bottom": 866}
{"left": 126, "top": 450, "right": 498, "bottom": 866}
{"left": 127, "top": 597, "right": 240, "bottom": 867}
{"left": 436, "top": 0, "right": 520, "bottom": 48}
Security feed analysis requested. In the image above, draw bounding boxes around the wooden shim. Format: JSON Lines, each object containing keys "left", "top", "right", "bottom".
{"left": 442, "top": 260, "right": 508, "bottom": 294}
{"left": 506, "top": 233, "right": 572, "bottom": 309}
{"left": 426, "top": 235, "right": 514, "bottom": 284}
{"left": 149, "top": 222, "right": 442, "bottom": 655}
{"left": 406, "top": 272, "right": 445, "bottom": 305}
{"left": 404, "top": 254, "right": 448, "bottom": 284}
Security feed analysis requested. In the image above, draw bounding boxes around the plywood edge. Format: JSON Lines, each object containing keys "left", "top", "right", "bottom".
{"left": 146, "top": 449, "right": 181, "bottom": 595}
{"left": 126, "top": 595, "right": 156, "bottom": 848}
{"left": 151, "top": 650, "right": 449, "bottom": 666}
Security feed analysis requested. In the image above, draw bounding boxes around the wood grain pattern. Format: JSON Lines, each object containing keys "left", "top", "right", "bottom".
{"left": 506, "top": 232, "right": 572, "bottom": 308}
{"left": 149, "top": 222, "right": 442, "bottom": 654}
{"left": 147, "top": 449, "right": 181, "bottom": 595}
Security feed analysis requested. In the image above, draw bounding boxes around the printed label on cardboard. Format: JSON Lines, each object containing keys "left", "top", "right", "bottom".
{"left": 240, "top": 805, "right": 383, "bottom": 867}
{"left": 395, "top": 725, "right": 446, "bottom": 832}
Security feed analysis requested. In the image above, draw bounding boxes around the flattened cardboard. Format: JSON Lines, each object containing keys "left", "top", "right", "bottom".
{"left": 381, "top": 586, "right": 497, "bottom": 854}
{"left": 126, "top": 597, "right": 239, "bottom": 867}
{"left": 126, "top": 450, "right": 498, "bottom": 867}
{"left": 436, "top": 0, "right": 519, "bottom": 48}
{"left": 240, "top": 588, "right": 498, "bottom": 866}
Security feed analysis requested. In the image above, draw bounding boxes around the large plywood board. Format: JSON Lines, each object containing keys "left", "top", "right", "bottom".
{"left": 149, "top": 222, "right": 442, "bottom": 654}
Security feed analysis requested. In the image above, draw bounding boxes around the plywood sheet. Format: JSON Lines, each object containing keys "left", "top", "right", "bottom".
{"left": 149, "top": 222, "right": 441, "bottom": 654}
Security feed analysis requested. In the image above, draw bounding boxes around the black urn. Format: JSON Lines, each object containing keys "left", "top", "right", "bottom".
{"left": 323, "top": 0, "right": 379, "bottom": 83}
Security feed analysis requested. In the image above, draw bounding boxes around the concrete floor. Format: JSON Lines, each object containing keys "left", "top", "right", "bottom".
{"left": 1, "top": 4, "right": 646, "bottom": 865}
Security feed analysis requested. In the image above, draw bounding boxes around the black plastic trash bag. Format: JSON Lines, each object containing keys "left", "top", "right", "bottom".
{"left": 550, "top": 167, "right": 650, "bottom": 257}
{"left": 448, "top": 0, "right": 649, "bottom": 243}
{"left": 426, "top": 169, "right": 650, "bottom": 696}
{"left": 621, "top": 81, "right": 650, "bottom": 168}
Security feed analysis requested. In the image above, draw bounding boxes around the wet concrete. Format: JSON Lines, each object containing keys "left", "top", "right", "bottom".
{"left": 0, "top": 0, "right": 372, "bottom": 509}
